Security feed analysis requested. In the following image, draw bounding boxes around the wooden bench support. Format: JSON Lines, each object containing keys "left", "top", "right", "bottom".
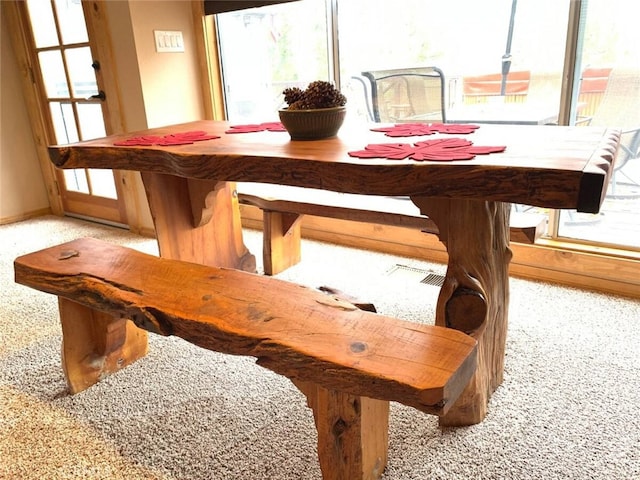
{"left": 296, "top": 381, "right": 390, "bottom": 480}
{"left": 263, "top": 209, "right": 303, "bottom": 276}
{"left": 58, "top": 297, "right": 148, "bottom": 394}
{"left": 237, "top": 183, "right": 545, "bottom": 275}
{"left": 14, "top": 238, "right": 476, "bottom": 479}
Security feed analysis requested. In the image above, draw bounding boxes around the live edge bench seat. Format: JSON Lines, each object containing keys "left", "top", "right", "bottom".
{"left": 237, "top": 183, "right": 547, "bottom": 275}
{"left": 14, "top": 237, "right": 477, "bottom": 480}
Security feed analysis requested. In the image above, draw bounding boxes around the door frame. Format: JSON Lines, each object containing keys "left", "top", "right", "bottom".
{"left": 3, "top": 0, "right": 140, "bottom": 228}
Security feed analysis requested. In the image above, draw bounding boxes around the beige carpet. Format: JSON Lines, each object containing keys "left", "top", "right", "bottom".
{"left": 1, "top": 215, "right": 638, "bottom": 480}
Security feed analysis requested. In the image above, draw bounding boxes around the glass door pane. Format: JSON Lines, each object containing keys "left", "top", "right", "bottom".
{"left": 63, "top": 170, "right": 90, "bottom": 194}
{"left": 50, "top": 102, "right": 79, "bottom": 143}
{"left": 38, "top": 50, "right": 69, "bottom": 97}
{"left": 88, "top": 170, "right": 118, "bottom": 199}
{"left": 557, "top": 0, "right": 640, "bottom": 249}
{"left": 65, "top": 47, "right": 97, "bottom": 98}
{"left": 337, "top": 0, "right": 569, "bottom": 236}
{"left": 26, "top": 0, "right": 58, "bottom": 48}
{"left": 54, "top": 0, "right": 88, "bottom": 44}
{"left": 77, "top": 104, "right": 106, "bottom": 139}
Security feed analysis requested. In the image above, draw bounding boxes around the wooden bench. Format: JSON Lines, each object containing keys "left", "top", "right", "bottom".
{"left": 14, "top": 237, "right": 477, "bottom": 480}
{"left": 237, "top": 183, "right": 547, "bottom": 275}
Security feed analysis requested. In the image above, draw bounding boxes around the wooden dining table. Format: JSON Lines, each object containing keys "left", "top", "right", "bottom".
{"left": 48, "top": 120, "right": 619, "bottom": 427}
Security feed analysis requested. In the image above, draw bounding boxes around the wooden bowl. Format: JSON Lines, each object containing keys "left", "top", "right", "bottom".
{"left": 278, "top": 106, "right": 346, "bottom": 140}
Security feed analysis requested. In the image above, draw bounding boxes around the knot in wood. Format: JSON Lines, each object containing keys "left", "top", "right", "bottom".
{"left": 350, "top": 341, "right": 367, "bottom": 354}
{"left": 332, "top": 418, "right": 348, "bottom": 437}
{"left": 58, "top": 250, "right": 79, "bottom": 260}
{"left": 445, "top": 286, "right": 487, "bottom": 334}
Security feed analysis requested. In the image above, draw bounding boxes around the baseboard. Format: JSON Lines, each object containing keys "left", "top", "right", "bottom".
{"left": 0, "top": 208, "right": 52, "bottom": 226}
{"left": 240, "top": 205, "right": 640, "bottom": 300}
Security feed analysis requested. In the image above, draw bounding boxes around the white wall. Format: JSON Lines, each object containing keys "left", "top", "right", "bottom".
{"left": 0, "top": 11, "right": 50, "bottom": 223}
{"left": 128, "top": 0, "right": 205, "bottom": 128}
{"left": 104, "top": 0, "right": 207, "bottom": 233}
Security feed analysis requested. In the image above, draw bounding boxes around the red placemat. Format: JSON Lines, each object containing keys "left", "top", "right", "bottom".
{"left": 225, "top": 122, "right": 286, "bottom": 133}
{"left": 114, "top": 130, "right": 219, "bottom": 146}
{"left": 348, "top": 138, "right": 506, "bottom": 161}
{"left": 371, "top": 123, "right": 480, "bottom": 137}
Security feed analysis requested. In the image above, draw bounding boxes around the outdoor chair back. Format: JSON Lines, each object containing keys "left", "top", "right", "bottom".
{"left": 462, "top": 70, "right": 530, "bottom": 104}
{"left": 588, "top": 69, "right": 640, "bottom": 193}
{"left": 360, "top": 66, "right": 446, "bottom": 123}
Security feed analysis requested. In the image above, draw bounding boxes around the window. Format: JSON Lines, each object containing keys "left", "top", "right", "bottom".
{"left": 216, "top": 0, "right": 328, "bottom": 122}
{"left": 556, "top": 0, "right": 640, "bottom": 248}
{"left": 215, "top": 0, "right": 640, "bottom": 251}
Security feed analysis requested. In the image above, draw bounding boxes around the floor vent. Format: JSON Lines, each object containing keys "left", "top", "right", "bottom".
{"left": 420, "top": 273, "right": 446, "bottom": 287}
{"left": 385, "top": 264, "right": 445, "bottom": 287}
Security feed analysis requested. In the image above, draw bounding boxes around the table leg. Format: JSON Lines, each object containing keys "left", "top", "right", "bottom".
{"left": 141, "top": 172, "right": 256, "bottom": 271}
{"left": 411, "top": 197, "right": 512, "bottom": 426}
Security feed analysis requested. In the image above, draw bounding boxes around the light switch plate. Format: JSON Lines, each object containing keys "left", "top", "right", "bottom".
{"left": 154, "top": 30, "right": 184, "bottom": 53}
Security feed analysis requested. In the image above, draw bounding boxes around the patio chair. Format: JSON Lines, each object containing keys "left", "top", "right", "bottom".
{"left": 577, "top": 67, "right": 612, "bottom": 118}
{"left": 462, "top": 70, "right": 531, "bottom": 104}
{"left": 360, "top": 66, "right": 446, "bottom": 123}
{"left": 586, "top": 69, "right": 640, "bottom": 196}
{"left": 349, "top": 75, "right": 375, "bottom": 122}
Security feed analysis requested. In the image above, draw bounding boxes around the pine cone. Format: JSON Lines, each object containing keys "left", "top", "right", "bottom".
{"left": 305, "top": 81, "right": 347, "bottom": 108}
{"left": 288, "top": 99, "right": 311, "bottom": 110}
{"left": 282, "top": 87, "right": 304, "bottom": 105}
{"left": 283, "top": 81, "right": 346, "bottom": 109}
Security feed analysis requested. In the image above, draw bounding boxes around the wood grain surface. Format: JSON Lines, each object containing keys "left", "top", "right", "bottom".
{"left": 14, "top": 237, "right": 477, "bottom": 417}
{"left": 48, "top": 121, "right": 619, "bottom": 213}
{"left": 41, "top": 120, "right": 621, "bottom": 428}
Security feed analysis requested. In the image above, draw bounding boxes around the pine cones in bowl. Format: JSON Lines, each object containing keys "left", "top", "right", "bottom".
{"left": 279, "top": 81, "right": 347, "bottom": 140}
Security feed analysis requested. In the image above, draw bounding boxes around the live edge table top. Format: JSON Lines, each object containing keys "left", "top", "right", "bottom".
{"left": 48, "top": 121, "right": 620, "bottom": 213}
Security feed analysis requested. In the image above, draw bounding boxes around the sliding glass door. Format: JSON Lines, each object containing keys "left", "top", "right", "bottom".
{"left": 215, "top": 0, "right": 639, "bottom": 251}
{"left": 556, "top": 0, "right": 640, "bottom": 248}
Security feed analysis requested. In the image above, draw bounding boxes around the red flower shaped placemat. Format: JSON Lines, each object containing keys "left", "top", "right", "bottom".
{"left": 225, "top": 122, "right": 286, "bottom": 133}
{"left": 371, "top": 123, "right": 480, "bottom": 137}
{"left": 348, "top": 138, "right": 506, "bottom": 161}
{"left": 114, "top": 130, "right": 219, "bottom": 146}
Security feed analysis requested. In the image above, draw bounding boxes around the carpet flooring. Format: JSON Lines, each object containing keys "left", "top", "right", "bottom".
{"left": 1, "top": 215, "right": 638, "bottom": 480}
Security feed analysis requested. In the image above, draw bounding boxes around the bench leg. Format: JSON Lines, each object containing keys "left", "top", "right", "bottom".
{"left": 58, "top": 297, "right": 148, "bottom": 394}
{"left": 263, "top": 211, "right": 303, "bottom": 275}
{"left": 295, "top": 381, "right": 389, "bottom": 480}
{"left": 411, "top": 197, "right": 512, "bottom": 426}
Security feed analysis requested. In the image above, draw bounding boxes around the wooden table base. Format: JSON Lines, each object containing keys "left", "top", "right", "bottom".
{"left": 141, "top": 173, "right": 256, "bottom": 272}
{"left": 137, "top": 180, "right": 510, "bottom": 427}
{"left": 412, "top": 197, "right": 512, "bottom": 426}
